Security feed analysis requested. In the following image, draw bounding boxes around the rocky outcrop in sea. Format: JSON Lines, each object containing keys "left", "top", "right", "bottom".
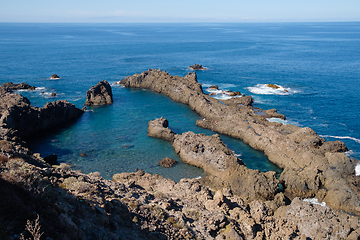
{"left": 84, "top": 80, "right": 113, "bottom": 106}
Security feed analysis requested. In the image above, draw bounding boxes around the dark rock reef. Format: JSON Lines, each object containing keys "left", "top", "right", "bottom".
{"left": 119, "top": 69, "right": 360, "bottom": 215}
{"left": 84, "top": 80, "right": 113, "bottom": 106}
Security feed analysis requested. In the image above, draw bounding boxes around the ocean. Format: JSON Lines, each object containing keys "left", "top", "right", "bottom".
{"left": 1, "top": 22, "right": 359, "bottom": 181}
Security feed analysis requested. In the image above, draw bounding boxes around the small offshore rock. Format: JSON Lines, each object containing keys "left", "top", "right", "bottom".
{"left": 50, "top": 74, "right": 61, "bottom": 79}
{"left": 51, "top": 92, "right": 57, "bottom": 97}
{"left": 159, "top": 157, "right": 177, "bottom": 168}
{"left": 80, "top": 153, "right": 87, "bottom": 157}
{"left": 189, "top": 64, "right": 207, "bottom": 70}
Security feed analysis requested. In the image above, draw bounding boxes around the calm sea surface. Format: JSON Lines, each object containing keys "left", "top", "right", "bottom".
{"left": 1, "top": 22, "right": 359, "bottom": 180}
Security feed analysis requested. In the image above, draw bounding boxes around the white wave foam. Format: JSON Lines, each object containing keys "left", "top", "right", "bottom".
{"left": 35, "top": 87, "right": 46, "bottom": 91}
{"left": 303, "top": 198, "right": 327, "bottom": 207}
{"left": 356, "top": 162, "right": 360, "bottom": 176}
{"left": 345, "top": 150, "right": 354, "bottom": 157}
{"left": 247, "top": 84, "right": 298, "bottom": 95}
{"left": 205, "top": 87, "right": 244, "bottom": 100}
{"left": 234, "top": 153, "right": 242, "bottom": 157}
{"left": 195, "top": 176, "right": 202, "bottom": 180}
{"left": 319, "top": 135, "right": 360, "bottom": 144}
{"left": 266, "top": 118, "right": 299, "bottom": 126}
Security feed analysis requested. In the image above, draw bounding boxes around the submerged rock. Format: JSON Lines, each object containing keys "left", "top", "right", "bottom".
{"left": 159, "top": 157, "right": 177, "bottom": 168}
{"left": 84, "top": 80, "right": 113, "bottom": 106}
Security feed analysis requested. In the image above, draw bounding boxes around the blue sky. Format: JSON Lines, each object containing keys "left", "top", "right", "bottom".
{"left": 1, "top": 0, "right": 360, "bottom": 22}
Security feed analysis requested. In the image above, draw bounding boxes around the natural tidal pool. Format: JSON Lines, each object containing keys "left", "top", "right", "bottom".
{"left": 29, "top": 86, "right": 282, "bottom": 181}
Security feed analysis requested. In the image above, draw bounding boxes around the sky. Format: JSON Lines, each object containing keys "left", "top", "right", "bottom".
{"left": 1, "top": 0, "right": 360, "bottom": 23}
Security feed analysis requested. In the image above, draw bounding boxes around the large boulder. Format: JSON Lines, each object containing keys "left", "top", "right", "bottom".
{"left": 84, "top": 80, "right": 113, "bottom": 106}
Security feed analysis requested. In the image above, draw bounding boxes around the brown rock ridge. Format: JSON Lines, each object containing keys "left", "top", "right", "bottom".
{"left": 119, "top": 69, "right": 360, "bottom": 215}
{"left": 148, "top": 117, "right": 279, "bottom": 202}
{"left": 84, "top": 80, "right": 113, "bottom": 106}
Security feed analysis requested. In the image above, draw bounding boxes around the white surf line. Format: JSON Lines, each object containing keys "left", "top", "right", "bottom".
{"left": 320, "top": 135, "right": 360, "bottom": 144}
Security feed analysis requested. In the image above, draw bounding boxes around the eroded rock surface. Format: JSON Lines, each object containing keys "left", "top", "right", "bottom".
{"left": 120, "top": 69, "right": 360, "bottom": 215}
{"left": 84, "top": 80, "right": 113, "bottom": 106}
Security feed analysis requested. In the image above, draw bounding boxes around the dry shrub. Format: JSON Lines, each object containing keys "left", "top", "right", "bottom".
{"left": 20, "top": 214, "right": 43, "bottom": 240}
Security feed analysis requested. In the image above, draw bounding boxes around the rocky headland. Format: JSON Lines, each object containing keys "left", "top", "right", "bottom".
{"left": 1, "top": 77, "right": 360, "bottom": 239}
{"left": 119, "top": 69, "right": 360, "bottom": 215}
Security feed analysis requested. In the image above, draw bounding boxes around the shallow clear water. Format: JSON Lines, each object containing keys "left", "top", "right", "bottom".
{"left": 1, "top": 22, "right": 359, "bottom": 180}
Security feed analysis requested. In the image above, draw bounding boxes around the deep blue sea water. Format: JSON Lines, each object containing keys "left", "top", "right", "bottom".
{"left": 1, "top": 22, "right": 359, "bottom": 180}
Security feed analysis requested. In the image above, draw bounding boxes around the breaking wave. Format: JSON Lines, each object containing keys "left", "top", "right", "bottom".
{"left": 356, "top": 162, "right": 360, "bottom": 176}
{"left": 319, "top": 135, "right": 360, "bottom": 144}
{"left": 247, "top": 84, "right": 299, "bottom": 95}
{"left": 266, "top": 118, "right": 299, "bottom": 126}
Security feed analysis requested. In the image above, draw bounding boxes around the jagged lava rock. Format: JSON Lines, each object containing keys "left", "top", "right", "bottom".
{"left": 84, "top": 80, "right": 113, "bottom": 106}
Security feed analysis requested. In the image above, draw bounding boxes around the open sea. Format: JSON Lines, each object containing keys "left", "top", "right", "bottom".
{"left": 0, "top": 22, "right": 359, "bottom": 181}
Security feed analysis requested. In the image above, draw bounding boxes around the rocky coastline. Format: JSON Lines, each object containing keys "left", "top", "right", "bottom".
{"left": 1, "top": 75, "right": 360, "bottom": 239}
{"left": 119, "top": 69, "right": 360, "bottom": 215}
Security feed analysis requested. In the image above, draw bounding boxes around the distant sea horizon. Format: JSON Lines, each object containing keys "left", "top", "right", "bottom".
{"left": 1, "top": 22, "right": 359, "bottom": 180}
